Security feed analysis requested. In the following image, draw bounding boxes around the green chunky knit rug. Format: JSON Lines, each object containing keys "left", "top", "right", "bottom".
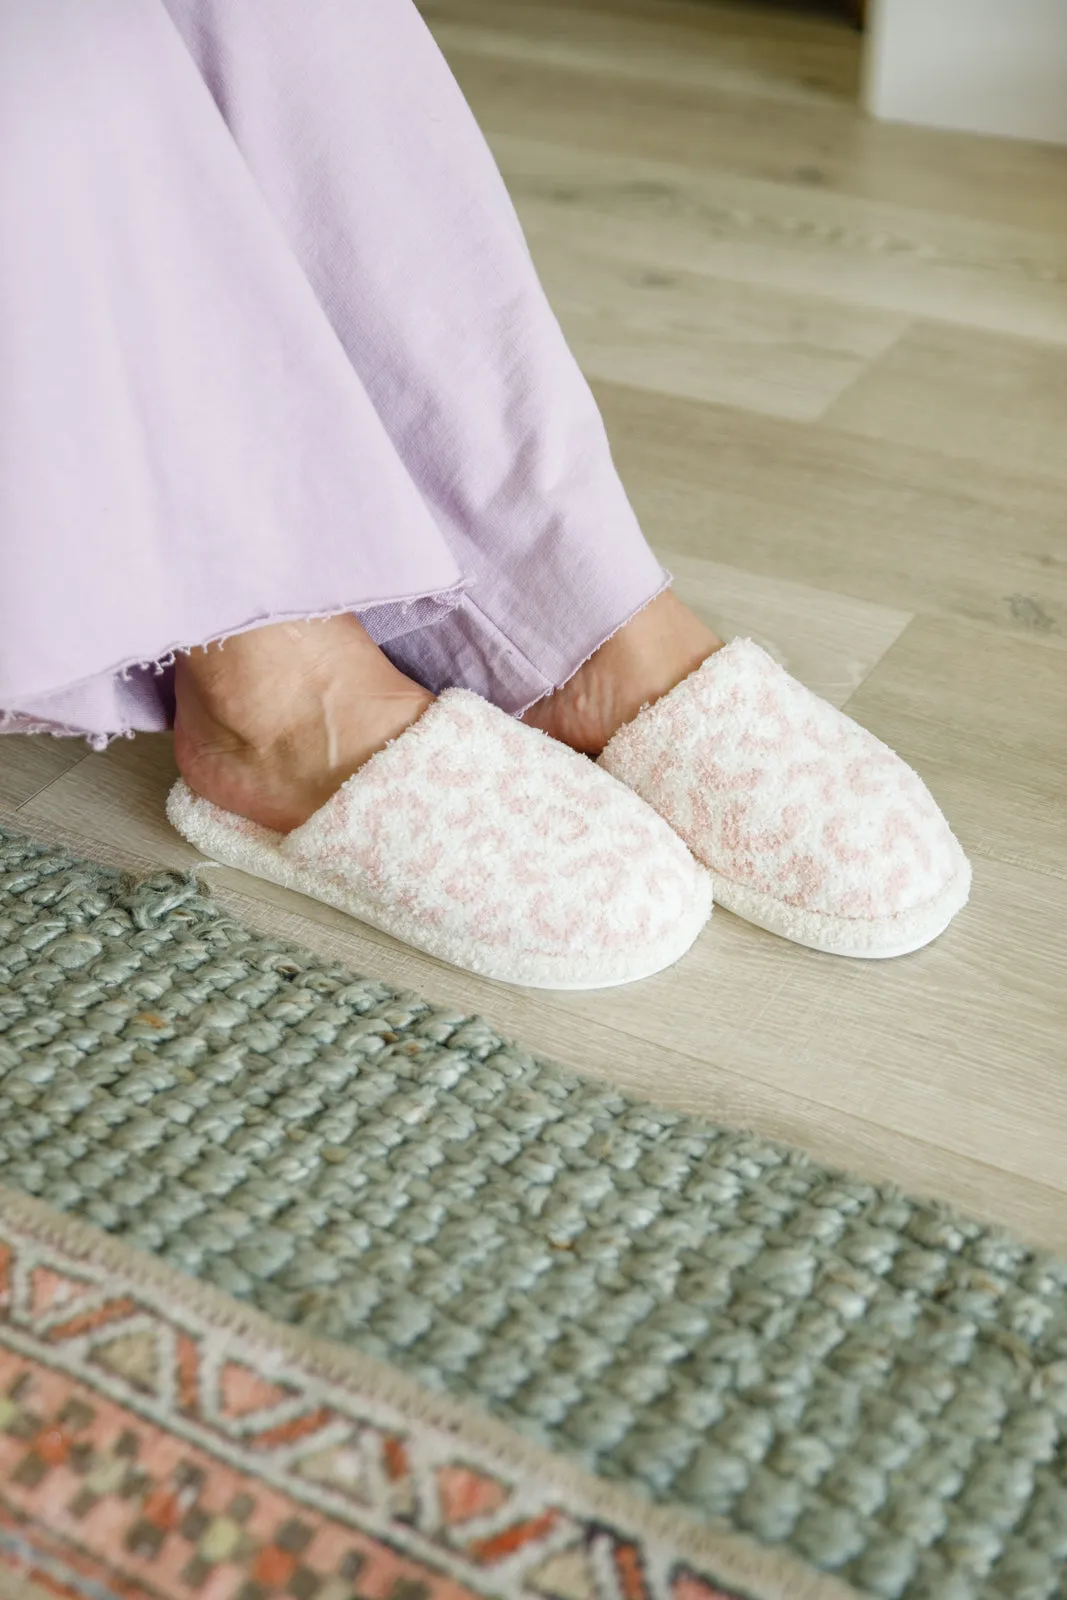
{"left": 0, "top": 824, "right": 1065, "bottom": 1600}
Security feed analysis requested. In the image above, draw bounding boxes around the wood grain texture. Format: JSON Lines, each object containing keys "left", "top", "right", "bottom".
{"left": 499, "top": 136, "right": 1067, "bottom": 346}
{"left": 4, "top": 0, "right": 1066, "bottom": 1254}
{"left": 425, "top": 0, "right": 1067, "bottom": 232}
{"left": 595, "top": 381, "right": 1067, "bottom": 652}
{"left": 663, "top": 550, "right": 911, "bottom": 704}
{"left": 422, "top": 0, "right": 861, "bottom": 112}
{"left": 0, "top": 734, "right": 88, "bottom": 809}
{"left": 16, "top": 734, "right": 194, "bottom": 872}
{"left": 824, "top": 319, "right": 1067, "bottom": 481}
{"left": 845, "top": 616, "right": 1067, "bottom": 879}
{"left": 528, "top": 233, "right": 909, "bottom": 420}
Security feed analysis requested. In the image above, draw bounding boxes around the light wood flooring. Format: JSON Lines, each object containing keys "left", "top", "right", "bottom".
{"left": 2, "top": 0, "right": 1066, "bottom": 1248}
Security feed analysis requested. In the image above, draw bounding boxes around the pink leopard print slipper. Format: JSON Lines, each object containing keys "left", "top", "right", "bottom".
{"left": 599, "top": 639, "right": 971, "bottom": 959}
{"left": 167, "top": 689, "right": 713, "bottom": 990}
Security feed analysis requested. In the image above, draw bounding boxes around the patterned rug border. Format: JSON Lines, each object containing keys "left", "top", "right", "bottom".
{"left": 0, "top": 1186, "right": 856, "bottom": 1600}
{"left": 2, "top": 825, "right": 1066, "bottom": 1600}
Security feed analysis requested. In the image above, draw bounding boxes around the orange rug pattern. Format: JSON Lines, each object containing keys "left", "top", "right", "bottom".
{"left": 0, "top": 1211, "right": 743, "bottom": 1600}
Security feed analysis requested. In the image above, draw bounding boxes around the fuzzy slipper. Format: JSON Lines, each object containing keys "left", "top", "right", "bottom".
{"left": 167, "top": 689, "right": 713, "bottom": 989}
{"left": 599, "top": 639, "right": 971, "bottom": 958}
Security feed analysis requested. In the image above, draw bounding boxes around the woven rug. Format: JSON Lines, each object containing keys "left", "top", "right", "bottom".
{"left": 0, "top": 1192, "right": 776, "bottom": 1600}
{"left": 0, "top": 825, "right": 1065, "bottom": 1600}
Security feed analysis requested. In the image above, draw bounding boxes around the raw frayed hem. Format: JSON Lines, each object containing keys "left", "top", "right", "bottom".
{"left": 512, "top": 571, "right": 673, "bottom": 720}
{"left": 0, "top": 711, "right": 127, "bottom": 754}
{"left": 110, "top": 583, "right": 475, "bottom": 683}
{"left": 0, "top": 581, "right": 473, "bottom": 751}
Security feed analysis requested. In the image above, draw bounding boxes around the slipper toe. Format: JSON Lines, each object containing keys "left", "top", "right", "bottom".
{"left": 600, "top": 639, "right": 970, "bottom": 958}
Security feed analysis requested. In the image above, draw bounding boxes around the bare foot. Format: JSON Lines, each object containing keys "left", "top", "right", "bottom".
{"left": 523, "top": 592, "right": 724, "bottom": 755}
{"left": 174, "top": 616, "right": 433, "bottom": 833}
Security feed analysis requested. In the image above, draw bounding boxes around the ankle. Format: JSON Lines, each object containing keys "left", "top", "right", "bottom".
{"left": 176, "top": 625, "right": 345, "bottom": 750}
{"left": 524, "top": 594, "right": 723, "bottom": 756}
{"left": 171, "top": 619, "right": 434, "bottom": 833}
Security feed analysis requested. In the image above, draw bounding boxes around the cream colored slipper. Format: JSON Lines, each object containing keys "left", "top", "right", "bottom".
{"left": 599, "top": 639, "right": 970, "bottom": 959}
{"left": 168, "top": 689, "right": 712, "bottom": 990}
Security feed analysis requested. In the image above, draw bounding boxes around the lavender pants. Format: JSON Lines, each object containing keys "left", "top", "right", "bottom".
{"left": 0, "top": 0, "right": 666, "bottom": 747}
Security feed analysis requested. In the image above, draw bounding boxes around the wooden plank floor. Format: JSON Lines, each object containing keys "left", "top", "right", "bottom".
{"left": 3, "top": 0, "right": 1066, "bottom": 1249}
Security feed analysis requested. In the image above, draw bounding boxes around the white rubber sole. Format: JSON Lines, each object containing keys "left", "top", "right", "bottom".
{"left": 167, "top": 782, "right": 712, "bottom": 992}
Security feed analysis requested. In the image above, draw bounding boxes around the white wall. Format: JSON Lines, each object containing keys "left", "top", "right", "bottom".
{"left": 865, "top": 0, "right": 1067, "bottom": 146}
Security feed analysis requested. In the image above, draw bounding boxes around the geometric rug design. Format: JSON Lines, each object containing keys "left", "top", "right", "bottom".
{"left": 0, "top": 1196, "right": 757, "bottom": 1600}
{"left": 1, "top": 825, "right": 1066, "bottom": 1600}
